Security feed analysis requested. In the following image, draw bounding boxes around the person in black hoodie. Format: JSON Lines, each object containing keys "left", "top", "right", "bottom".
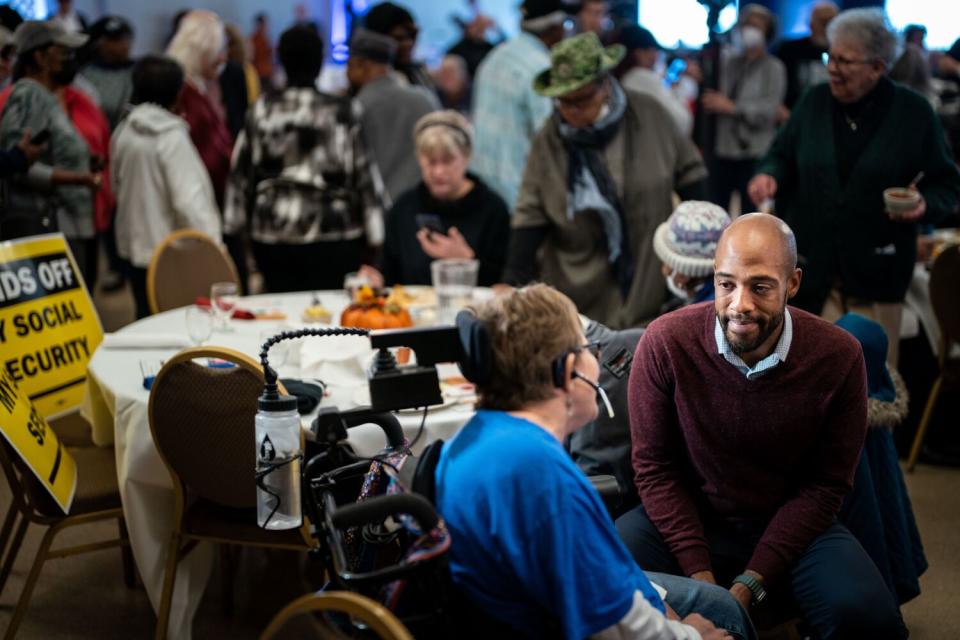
{"left": 362, "top": 109, "right": 510, "bottom": 287}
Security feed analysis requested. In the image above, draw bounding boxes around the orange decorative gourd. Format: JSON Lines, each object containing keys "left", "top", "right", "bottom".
{"left": 340, "top": 286, "right": 413, "bottom": 330}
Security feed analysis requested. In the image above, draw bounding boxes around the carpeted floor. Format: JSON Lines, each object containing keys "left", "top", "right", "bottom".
{"left": 1, "top": 277, "right": 957, "bottom": 639}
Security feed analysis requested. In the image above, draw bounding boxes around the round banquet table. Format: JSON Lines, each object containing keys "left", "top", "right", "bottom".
{"left": 80, "top": 290, "right": 476, "bottom": 640}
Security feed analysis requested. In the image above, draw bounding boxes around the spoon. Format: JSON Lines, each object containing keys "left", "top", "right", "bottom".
{"left": 908, "top": 171, "right": 925, "bottom": 190}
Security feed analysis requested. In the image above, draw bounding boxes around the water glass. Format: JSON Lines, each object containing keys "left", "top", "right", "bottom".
{"left": 343, "top": 271, "right": 372, "bottom": 299}
{"left": 431, "top": 259, "right": 479, "bottom": 324}
{"left": 210, "top": 282, "right": 238, "bottom": 331}
{"left": 185, "top": 305, "right": 213, "bottom": 345}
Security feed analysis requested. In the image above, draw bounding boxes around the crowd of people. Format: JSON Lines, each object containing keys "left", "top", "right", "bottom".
{"left": 0, "top": 0, "right": 958, "bottom": 638}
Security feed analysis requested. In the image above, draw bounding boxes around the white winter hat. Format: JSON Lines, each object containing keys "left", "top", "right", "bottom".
{"left": 653, "top": 201, "right": 731, "bottom": 277}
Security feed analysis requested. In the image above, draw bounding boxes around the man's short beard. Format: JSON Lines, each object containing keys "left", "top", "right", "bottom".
{"left": 720, "top": 308, "right": 785, "bottom": 356}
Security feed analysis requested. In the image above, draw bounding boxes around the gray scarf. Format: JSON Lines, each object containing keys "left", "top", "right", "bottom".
{"left": 556, "top": 80, "right": 631, "bottom": 295}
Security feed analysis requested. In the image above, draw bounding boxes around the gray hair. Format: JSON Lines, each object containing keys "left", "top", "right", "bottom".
{"left": 827, "top": 8, "right": 897, "bottom": 67}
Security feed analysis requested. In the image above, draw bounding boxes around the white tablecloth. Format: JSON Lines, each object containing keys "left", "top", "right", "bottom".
{"left": 80, "top": 291, "right": 474, "bottom": 639}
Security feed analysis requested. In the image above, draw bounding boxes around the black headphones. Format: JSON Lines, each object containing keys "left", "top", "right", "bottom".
{"left": 551, "top": 351, "right": 572, "bottom": 388}
{"left": 455, "top": 311, "right": 492, "bottom": 385}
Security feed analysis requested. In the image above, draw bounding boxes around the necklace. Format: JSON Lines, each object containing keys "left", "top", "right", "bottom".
{"left": 843, "top": 112, "right": 858, "bottom": 132}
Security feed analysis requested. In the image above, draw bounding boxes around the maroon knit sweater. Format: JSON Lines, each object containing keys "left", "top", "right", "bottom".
{"left": 628, "top": 302, "right": 867, "bottom": 585}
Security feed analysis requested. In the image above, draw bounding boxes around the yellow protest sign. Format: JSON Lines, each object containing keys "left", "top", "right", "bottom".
{"left": 0, "top": 234, "right": 103, "bottom": 418}
{"left": 0, "top": 366, "right": 77, "bottom": 512}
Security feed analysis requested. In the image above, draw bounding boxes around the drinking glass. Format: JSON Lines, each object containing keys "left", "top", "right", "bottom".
{"left": 343, "top": 271, "right": 372, "bottom": 299}
{"left": 185, "top": 305, "right": 213, "bottom": 345}
{"left": 210, "top": 282, "right": 238, "bottom": 331}
{"left": 431, "top": 259, "right": 479, "bottom": 324}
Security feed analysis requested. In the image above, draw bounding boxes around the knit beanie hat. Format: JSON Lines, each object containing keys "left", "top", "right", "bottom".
{"left": 653, "top": 201, "right": 731, "bottom": 277}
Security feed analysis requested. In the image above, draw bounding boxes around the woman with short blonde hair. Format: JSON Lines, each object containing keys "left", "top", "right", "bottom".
{"left": 413, "top": 110, "right": 472, "bottom": 159}
{"left": 166, "top": 10, "right": 225, "bottom": 84}
{"left": 362, "top": 109, "right": 510, "bottom": 287}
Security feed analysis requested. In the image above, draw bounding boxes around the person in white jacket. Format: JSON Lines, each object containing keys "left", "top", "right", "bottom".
{"left": 619, "top": 25, "right": 695, "bottom": 136}
{"left": 111, "top": 54, "right": 221, "bottom": 318}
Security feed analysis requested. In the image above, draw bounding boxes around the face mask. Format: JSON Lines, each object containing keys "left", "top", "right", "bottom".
{"left": 653, "top": 54, "right": 666, "bottom": 77}
{"left": 665, "top": 273, "right": 704, "bottom": 301}
{"left": 740, "top": 26, "right": 766, "bottom": 51}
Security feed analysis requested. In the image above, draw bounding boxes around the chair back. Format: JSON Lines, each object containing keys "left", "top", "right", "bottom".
{"left": 148, "top": 347, "right": 266, "bottom": 509}
{"left": 146, "top": 229, "right": 240, "bottom": 315}
{"left": 929, "top": 244, "right": 960, "bottom": 356}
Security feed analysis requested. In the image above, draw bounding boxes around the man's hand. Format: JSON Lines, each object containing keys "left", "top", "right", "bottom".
{"left": 664, "top": 602, "right": 681, "bottom": 621}
{"left": 682, "top": 613, "right": 733, "bottom": 640}
{"left": 730, "top": 569, "right": 765, "bottom": 611}
{"left": 690, "top": 570, "right": 717, "bottom": 584}
{"left": 729, "top": 582, "right": 753, "bottom": 610}
{"left": 702, "top": 90, "right": 736, "bottom": 115}
{"left": 747, "top": 173, "right": 778, "bottom": 207}
{"left": 888, "top": 190, "right": 926, "bottom": 223}
{"left": 357, "top": 264, "right": 384, "bottom": 289}
{"left": 17, "top": 129, "right": 46, "bottom": 163}
{"left": 83, "top": 172, "right": 103, "bottom": 190}
{"left": 416, "top": 226, "right": 475, "bottom": 260}
{"left": 776, "top": 104, "right": 790, "bottom": 124}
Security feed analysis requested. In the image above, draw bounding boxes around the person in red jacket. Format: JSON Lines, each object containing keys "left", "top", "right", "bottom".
{"left": 166, "top": 9, "right": 249, "bottom": 289}
{"left": 616, "top": 213, "right": 907, "bottom": 639}
{"left": 165, "top": 9, "right": 231, "bottom": 207}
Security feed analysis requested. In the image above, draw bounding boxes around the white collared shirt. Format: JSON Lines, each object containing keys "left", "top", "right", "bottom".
{"left": 714, "top": 308, "right": 793, "bottom": 380}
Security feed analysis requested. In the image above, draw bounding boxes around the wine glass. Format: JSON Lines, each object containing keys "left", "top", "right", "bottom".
{"left": 343, "top": 271, "right": 372, "bottom": 299}
{"left": 210, "top": 282, "right": 239, "bottom": 332}
{"left": 185, "top": 305, "right": 213, "bottom": 345}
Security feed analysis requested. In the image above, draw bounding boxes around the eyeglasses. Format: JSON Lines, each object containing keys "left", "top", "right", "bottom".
{"left": 553, "top": 82, "right": 606, "bottom": 111}
{"left": 573, "top": 340, "right": 603, "bottom": 360}
{"left": 825, "top": 53, "right": 874, "bottom": 70}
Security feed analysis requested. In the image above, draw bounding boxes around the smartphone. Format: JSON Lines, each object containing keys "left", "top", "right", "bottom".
{"left": 665, "top": 58, "right": 687, "bottom": 86}
{"left": 30, "top": 129, "right": 50, "bottom": 145}
{"left": 415, "top": 213, "right": 446, "bottom": 236}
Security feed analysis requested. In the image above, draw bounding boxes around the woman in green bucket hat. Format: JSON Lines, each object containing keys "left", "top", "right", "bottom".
{"left": 504, "top": 32, "right": 709, "bottom": 329}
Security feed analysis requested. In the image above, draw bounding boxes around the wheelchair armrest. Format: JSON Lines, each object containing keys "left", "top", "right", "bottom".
{"left": 330, "top": 492, "right": 439, "bottom": 531}
{"left": 588, "top": 474, "right": 620, "bottom": 498}
{"left": 588, "top": 474, "right": 622, "bottom": 513}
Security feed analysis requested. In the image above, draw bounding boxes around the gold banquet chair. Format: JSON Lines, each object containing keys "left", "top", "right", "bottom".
{"left": 907, "top": 244, "right": 960, "bottom": 471}
{"left": 148, "top": 346, "right": 314, "bottom": 640}
{"left": 260, "top": 591, "right": 414, "bottom": 640}
{"left": 146, "top": 229, "right": 240, "bottom": 315}
{"left": 0, "top": 437, "right": 133, "bottom": 639}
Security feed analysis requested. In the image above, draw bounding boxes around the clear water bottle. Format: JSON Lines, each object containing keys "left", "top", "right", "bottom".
{"left": 255, "top": 389, "right": 302, "bottom": 530}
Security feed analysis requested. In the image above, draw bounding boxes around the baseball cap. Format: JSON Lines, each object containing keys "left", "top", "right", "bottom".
{"left": 12, "top": 20, "right": 87, "bottom": 54}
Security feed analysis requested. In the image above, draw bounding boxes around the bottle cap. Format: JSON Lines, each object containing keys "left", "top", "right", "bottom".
{"left": 259, "top": 361, "right": 298, "bottom": 411}
{"left": 258, "top": 393, "right": 298, "bottom": 412}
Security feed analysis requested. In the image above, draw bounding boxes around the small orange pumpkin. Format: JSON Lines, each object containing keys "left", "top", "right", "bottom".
{"left": 340, "top": 286, "right": 413, "bottom": 329}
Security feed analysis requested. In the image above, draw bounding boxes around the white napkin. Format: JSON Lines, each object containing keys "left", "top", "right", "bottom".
{"left": 299, "top": 334, "right": 373, "bottom": 388}
{"left": 100, "top": 333, "right": 191, "bottom": 349}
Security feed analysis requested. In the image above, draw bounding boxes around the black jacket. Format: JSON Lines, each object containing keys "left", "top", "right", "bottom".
{"left": 381, "top": 175, "right": 510, "bottom": 286}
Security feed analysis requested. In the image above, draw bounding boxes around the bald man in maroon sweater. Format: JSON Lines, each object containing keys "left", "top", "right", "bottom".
{"left": 616, "top": 214, "right": 907, "bottom": 639}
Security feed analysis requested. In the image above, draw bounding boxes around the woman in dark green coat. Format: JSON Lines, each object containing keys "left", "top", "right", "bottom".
{"left": 748, "top": 8, "right": 960, "bottom": 364}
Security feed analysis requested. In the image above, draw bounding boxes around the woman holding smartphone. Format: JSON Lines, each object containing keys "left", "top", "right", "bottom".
{"left": 364, "top": 110, "right": 510, "bottom": 287}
